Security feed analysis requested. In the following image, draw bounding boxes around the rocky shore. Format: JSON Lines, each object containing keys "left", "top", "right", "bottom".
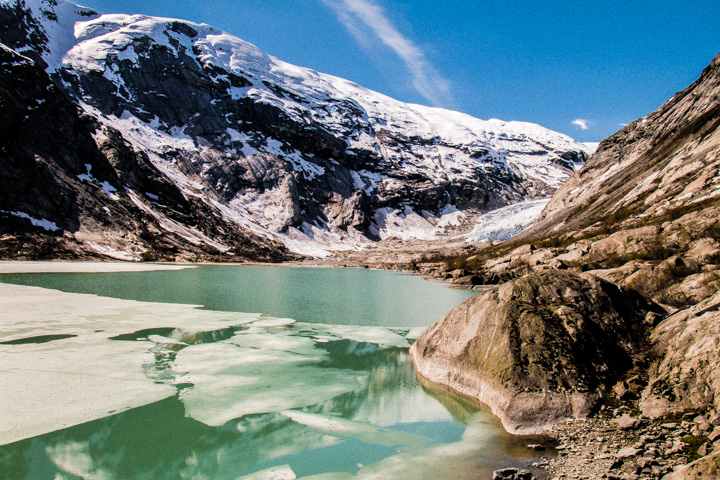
{"left": 540, "top": 406, "right": 720, "bottom": 479}
{"left": 414, "top": 272, "right": 720, "bottom": 480}
{"left": 343, "top": 53, "right": 720, "bottom": 478}
{"left": 488, "top": 379, "right": 720, "bottom": 480}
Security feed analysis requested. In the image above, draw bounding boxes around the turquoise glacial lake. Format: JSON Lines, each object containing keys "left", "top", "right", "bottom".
{"left": 0, "top": 265, "right": 549, "bottom": 479}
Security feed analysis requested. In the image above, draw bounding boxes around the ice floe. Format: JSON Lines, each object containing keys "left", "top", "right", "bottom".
{"left": 0, "top": 277, "right": 542, "bottom": 478}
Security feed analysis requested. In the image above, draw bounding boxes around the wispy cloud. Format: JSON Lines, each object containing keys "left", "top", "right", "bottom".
{"left": 572, "top": 118, "right": 591, "bottom": 130}
{"left": 320, "top": 0, "right": 454, "bottom": 108}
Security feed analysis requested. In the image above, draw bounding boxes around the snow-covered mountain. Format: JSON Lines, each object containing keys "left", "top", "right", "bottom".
{"left": 0, "top": 0, "right": 590, "bottom": 259}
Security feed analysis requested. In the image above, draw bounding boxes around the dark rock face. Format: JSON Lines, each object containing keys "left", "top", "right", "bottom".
{"left": 0, "top": 42, "right": 294, "bottom": 261}
{"left": 410, "top": 271, "right": 665, "bottom": 434}
{"left": 492, "top": 467, "right": 536, "bottom": 480}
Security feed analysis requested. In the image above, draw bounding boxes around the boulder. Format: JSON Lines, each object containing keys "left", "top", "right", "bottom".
{"left": 662, "top": 450, "right": 720, "bottom": 479}
{"left": 411, "top": 270, "right": 664, "bottom": 434}
{"left": 492, "top": 468, "right": 535, "bottom": 480}
{"left": 684, "top": 237, "right": 720, "bottom": 264}
{"left": 451, "top": 275, "right": 483, "bottom": 287}
{"left": 641, "top": 291, "right": 720, "bottom": 418}
{"left": 662, "top": 271, "right": 720, "bottom": 306}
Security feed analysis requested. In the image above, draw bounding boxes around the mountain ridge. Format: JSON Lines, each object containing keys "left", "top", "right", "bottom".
{"left": 523, "top": 52, "right": 720, "bottom": 240}
{"left": 0, "top": 0, "right": 589, "bottom": 260}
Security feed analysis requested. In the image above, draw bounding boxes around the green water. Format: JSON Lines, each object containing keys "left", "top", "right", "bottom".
{"left": 0, "top": 266, "right": 550, "bottom": 479}
{"left": 0, "top": 265, "right": 475, "bottom": 327}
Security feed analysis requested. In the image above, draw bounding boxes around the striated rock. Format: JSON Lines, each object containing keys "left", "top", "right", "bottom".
{"left": 662, "top": 271, "right": 720, "bottom": 307}
{"left": 684, "top": 238, "right": 720, "bottom": 264}
{"left": 410, "top": 270, "right": 664, "bottom": 434}
{"left": 524, "top": 51, "right": 720, "bottom": 240}
{"left": 641, "top": 291, "right": 720, "bottom": 418}
{"left": 588, "top": 226, "right": 662, "bottom": 259}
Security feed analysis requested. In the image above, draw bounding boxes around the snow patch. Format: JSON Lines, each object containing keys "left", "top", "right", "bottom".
{"left": 85, "top": 242, "right": 138, "bottom": 261}
{"left": 2, "top": 210, "right": 60, "bottom": 231}
{"left": 77, "top": 163, "right": 119, "bottom": 199}
{"left": 582, "top": 142, "right": 600, "bottom": 154}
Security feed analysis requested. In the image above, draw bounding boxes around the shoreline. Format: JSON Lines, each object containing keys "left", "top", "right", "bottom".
{"left": 4, "top": 259, "right": 708, "bottom": 479}
{"left": 0, "top": 260, "right": 198, "bottom": 274}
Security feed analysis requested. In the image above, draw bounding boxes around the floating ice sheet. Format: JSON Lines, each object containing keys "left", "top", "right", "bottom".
{"left": 294, "top": 324, "right": 410, "bottom": 349}
{"left": 238, "top": 465, "right": 297, "bottom": 480}
{"left": 0, "top": 278, "right": 542, "bottom": 479}
{"left": 175, "top": 342, "right": 366, "bottom": 427}
{"left": 0, "top": 283, "right": 260, "bottom": 444}
{"left": 280, "top": 411, "right": 426, "bottom": 448}
{"left": 0, "top": 336, "right": 173, "bottom": 445}
{"left": 0, "top": 261, "right": 196, "bottom": 274}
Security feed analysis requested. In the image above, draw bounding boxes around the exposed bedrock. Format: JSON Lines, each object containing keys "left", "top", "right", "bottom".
{"left": 641, "top": 290, "right": 720, "bottom": 419}
{"left": 410, "top": 270, "right": 665, "bottom": 434}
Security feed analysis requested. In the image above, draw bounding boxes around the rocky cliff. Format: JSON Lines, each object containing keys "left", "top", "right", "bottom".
{"left": 0, "top": 0, "right": 589, "bottom": 260}
{"left": 526, "top": 53, "right": 720, "bottom": 239}
{"left": 0, "top": 42, "right": 293, "bottom": 261}
{"left": 409, "top": 51, "right": 720, "bottom": 478}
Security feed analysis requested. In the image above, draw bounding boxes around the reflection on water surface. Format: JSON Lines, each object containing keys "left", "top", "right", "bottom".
{"left": 0, "top": 267, "right": 550, "bottom": 479}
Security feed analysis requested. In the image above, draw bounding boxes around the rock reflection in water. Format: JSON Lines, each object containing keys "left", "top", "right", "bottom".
{"left": 0, "top": 290, "right": 549, "bottom": 479}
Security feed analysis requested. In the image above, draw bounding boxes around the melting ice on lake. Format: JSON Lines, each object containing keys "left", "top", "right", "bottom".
{"left": 0, "top": 282, "right": 548, "bottom": 479}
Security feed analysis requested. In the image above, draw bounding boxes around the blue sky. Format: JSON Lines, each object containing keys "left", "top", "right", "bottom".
{"left": 76, "top": 0, "right": 719, "bottom": 142}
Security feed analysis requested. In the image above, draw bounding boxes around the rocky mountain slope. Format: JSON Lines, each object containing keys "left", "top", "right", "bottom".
{"left": 0, "top": 42, "right": 292, "bottom": 261}
{"left": 0, "top": 0, "right": 589, "bottom": 260}
{"left": 411, "top": 51, "right": 720, "bottom": 479}
{"left": 525, "top": 53, "right": 720, "bottom": 239}
{"left": 413, "top": 52, "right": 720, "bottom": 309}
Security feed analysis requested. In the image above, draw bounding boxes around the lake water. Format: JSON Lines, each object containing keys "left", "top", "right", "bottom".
{"left": 0, "top": 265, "right": 475, "bottom": 327}
{"left": 0, "top": 265, "right": 549, "bottom": 479}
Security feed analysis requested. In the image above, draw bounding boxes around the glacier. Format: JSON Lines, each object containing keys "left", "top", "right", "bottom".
{"left": 466, "top": 198, "right": 550, "bottom": 243}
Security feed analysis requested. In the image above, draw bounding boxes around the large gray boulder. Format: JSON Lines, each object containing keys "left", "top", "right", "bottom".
{"left": 411, "top": 271, "right": 664, "bottom": 434}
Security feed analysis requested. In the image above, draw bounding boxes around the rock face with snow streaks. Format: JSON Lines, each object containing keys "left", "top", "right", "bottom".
{"left": 0, "top": 41, "right": 293, "bottom": 261}
{"left": 0, "top": 0, "right": 589, "bottom": 259}
{"left": 410, "top": 270, "right": 665, "bottom": 434}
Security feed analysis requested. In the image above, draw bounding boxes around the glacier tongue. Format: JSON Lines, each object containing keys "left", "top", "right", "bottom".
{"left": 466, "top": 198, "right": 550, "bottom": 243}
{"left": 1, "top": 0, "right": 589, "bottom": 258}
